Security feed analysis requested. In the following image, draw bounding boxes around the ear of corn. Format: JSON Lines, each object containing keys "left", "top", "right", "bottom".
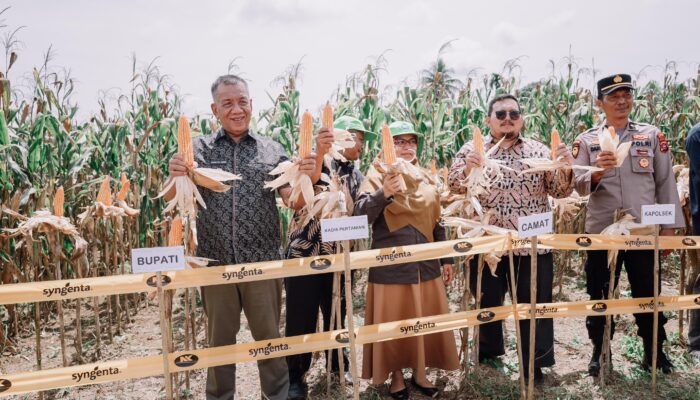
{"left": 430, "top": 159, "right": 437, "bottom": 175}
{"left": 178, "top": 115, "right": 194, "bottom": 168}
{"left": 473, "top": 127, "right": 484, "bottom": 156}
{"left": 608, "top": 126, "right": 616, "bottom": 139}
{"left": 53, "top": 186, "right": 64, "bottom": 217}
{"left": 442, "top": 167, "right": 449, "bottom": 184}
{"left": 381, "top": 124, "right": 396, "bottom": 164}
{"left": 299, "top": 111, "right": 313, "bottom": 158}
{"left": 550, "top": 128, "right": 561, "bottom": 160}
{"left": 322, "top": 102, "right": 333, "bottom": 130}
{"left": 96, "top": 176, "right": 112, "bottom": 206}
{"left": 116, "top": 173, "right": 130, "bottom": 202}
{"left": 168, "top": 217, "right": 183, "bottom": 247}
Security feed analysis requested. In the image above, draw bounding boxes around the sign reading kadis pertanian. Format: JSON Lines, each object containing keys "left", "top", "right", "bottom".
{"left": 641, "top": 204, "right": 675, "bottom": 225}
{"left": 517, "top": 211, "right": 553, "bottom": 239}
{"left": 320, "top": 215, "right": 369, "bottom": 242}
{"left": 131, "top": 246, "right": 186, "bottom": 273}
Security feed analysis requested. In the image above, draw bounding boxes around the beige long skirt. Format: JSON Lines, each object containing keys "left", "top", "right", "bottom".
{"left": 361, "top": 277, "right": 460, "bottom": 384}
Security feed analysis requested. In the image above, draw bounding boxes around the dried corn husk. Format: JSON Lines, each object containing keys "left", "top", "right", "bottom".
{"left": 2, "top": 209, "right": 88, "bottom": 259}
{"left": 598, "top": 126, "right": 632, "bottom": 167}
{"left": 462, "top": 128, "right": 509, "bottom": 216}
{"left": 549, "top": 192, "right": 587, "bottom": 221}
{"left": 601, "top": 213, "right": 653, "bottom": 267}
{"left": 520, "top": 128, "right": 602, "bottom": 174}
{"left": 157, "top": 115, "right": 241, "bottom": 216}
{"left": 674, "top": 165, "right": 689, "bottom": 206}
{"left": 299, "top": 172, "right": 353, "bottom": 227}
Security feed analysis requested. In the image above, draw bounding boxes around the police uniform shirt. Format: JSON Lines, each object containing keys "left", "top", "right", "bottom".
{"left": 572, "top": 121, "right": 684, "bottom": 233}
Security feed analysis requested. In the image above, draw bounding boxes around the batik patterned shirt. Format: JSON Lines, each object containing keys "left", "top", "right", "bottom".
{"left": 448, "top": 134, "right": 574, "bottom": 255}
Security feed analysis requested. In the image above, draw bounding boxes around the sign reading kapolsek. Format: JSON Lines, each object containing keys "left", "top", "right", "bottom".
{"left": 517, "top": 211, "right": 553, "bottom": 238}
{"left": 320, "top": 215, "right": 369, "bottom": 242}
{"left": 641, "top": 204, "right": 675, "bottom": 225}
{"left": 131, "top": 246, "right": 186, "bottom": 273}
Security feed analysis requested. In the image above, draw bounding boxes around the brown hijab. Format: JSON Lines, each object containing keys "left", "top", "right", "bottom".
{"left": 360, "top": 160, "right": 441, "bottom": 242}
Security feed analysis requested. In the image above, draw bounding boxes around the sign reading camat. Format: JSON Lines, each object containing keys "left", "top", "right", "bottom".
{"left": 517, "top": 211, "right": 553, "bottom": 239}
{"left": 320, "top": 215, "right": 369, "bottom": 242}
{"left": 641, "top": 204, "right": 675, "bottom": 225}
{"left": 131, "top": 246, "right": 186, "bottom": 273}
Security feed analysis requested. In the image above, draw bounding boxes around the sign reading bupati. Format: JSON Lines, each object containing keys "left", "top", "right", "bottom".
{"left": 131, "top": 246, "right": 186, "bottom": 273}
{"left": 641, "top": 204, "right": 675, "bottom": 225}
{"left": 517, "top": 212, "right": 553, "bottom": 239}
{"left": 320, "top": 215, "right": 369, "bottom": 242}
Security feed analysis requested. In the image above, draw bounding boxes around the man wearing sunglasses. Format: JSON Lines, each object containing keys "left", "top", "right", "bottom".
{"left": 572, "top": 74, "right": 683, "bottom": 376}
{"left": 448, "top": 94, "right": 576, "bottom": 385}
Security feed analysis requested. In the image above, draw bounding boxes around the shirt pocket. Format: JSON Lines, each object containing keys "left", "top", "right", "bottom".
{"left": 630, "top": 153, "right": 654, "bottom": 173}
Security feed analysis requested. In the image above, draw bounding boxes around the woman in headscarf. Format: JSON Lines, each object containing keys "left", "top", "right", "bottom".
{"left": 354, "top": 121, "right": 458, "bottom": 399}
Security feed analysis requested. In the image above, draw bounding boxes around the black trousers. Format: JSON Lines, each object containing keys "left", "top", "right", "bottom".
{"left": 585, "top": 250, "right": 667, "bottom": 345}
{"left": 688, "top": 257, "right": 700, "bottom": 351}
{"left": 284, "top": 273, "right": 349, "bottom": 384}
{"left": 469, "top": 253, "right": 555, "bottom": 368}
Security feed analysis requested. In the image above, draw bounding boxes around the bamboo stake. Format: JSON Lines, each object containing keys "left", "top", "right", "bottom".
{"left": 651, "top": 224, "right": 660, "bottom": 395}
{"left": 461, "top": 257, "right": 471, "bottom": 373}
{"left": 472, "top": 254, "right": 484, "bottom": 368}
{"left": 92, "top": 266, "right": 102, "bottom": 359}
{"left": 343, "top": 239, "right": 360, "bottom": 400}
{"left": 157, "top": 271, "right": 174, "bottom": 400}
{"left": 527, "top": 237, "right": 537, "bottom": 400}
{"left": 54, "top": 234, "right": 67, "bottom": 367}
{"left": 601, "top": 210, "right": 623, "bottom": 385}
{"left": 507, "top": 234, "right": 526, "bottom": 399}
{"left": 327, "top": 268, "right": 339, "bottom": 397}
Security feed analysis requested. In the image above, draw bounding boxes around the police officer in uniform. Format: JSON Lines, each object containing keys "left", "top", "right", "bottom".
{"left": 572, "top": 74, "right": 684, "bottom": 376}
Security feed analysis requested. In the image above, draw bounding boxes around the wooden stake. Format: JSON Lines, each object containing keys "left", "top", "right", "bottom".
{"left": 527, "top": 237, "right": 537, "bottom": 400}
{"left": 507, "top": 234, "right": 526, "bottom": 399}
{"left": 342, "top": 240, "right": 360, "bottom": 400}
{"left": 327, "top": 269, "right": 341, "bottom": 396}
{"left": 473, "top": 254, "right": 484, "bottom": 368}
{"left": 461, "top": 257, "right": 471, "bottom": 373}
{"left": 651, "top": 224, "right": 660, "bottom": 395}
{"left": 157, "top": 271, "right": 174, "bottom": 400}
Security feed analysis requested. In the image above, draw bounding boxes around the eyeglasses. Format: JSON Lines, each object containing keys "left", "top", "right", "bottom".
{"left": 393, "top": 138, "right": 418, "bottom": 147}
{"left": 494, "top": 110, "right": 521, "bottom": 120}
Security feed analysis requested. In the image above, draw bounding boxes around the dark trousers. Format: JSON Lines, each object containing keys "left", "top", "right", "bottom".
{"left": 689, "top": 257, "right": 700, "bottom": 351}
{"left": 585, "top": 250, "right": 667, "bottom": 345}
{"left": 469, "top": 253, "right": 555, "bottom": 368}
{"left": 284, "top": 273, "right": 349, "bottom": 384}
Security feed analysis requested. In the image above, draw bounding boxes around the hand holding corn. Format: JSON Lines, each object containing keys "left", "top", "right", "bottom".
{"left": 382, "top": 172, "right": 403, "bottom": 198}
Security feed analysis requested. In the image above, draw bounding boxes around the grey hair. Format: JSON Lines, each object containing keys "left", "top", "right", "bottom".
{"left": 210, "top": 75, "right": 249, "bottom": 100}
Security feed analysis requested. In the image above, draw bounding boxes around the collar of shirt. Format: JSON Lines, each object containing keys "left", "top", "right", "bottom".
{"left": 213, "top": 128, "right": 260, "bottom": 144}
{"left": 602, "top": 120, "right": 639, "bottom": 138}
{"left": 485, "top": 133, "right": 524, "bottom": 150}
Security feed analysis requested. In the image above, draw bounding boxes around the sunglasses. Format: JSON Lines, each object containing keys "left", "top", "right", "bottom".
{"left": 494, "top": 110, "right": 521, "bottom": 120}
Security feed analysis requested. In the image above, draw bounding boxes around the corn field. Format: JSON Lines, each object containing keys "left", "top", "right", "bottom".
{"left": 0, "top": 10, "right": 699, "bottom": 398}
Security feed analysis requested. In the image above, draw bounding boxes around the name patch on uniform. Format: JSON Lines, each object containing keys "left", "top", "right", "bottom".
{"left": 633, "top": 134, "right": 649, "bottom": 140}
{"left": 590, "top": 145, "right": 601, "bottom": 152}
{"left": 207, "top": 160, "right": 228, "bottom": 166}
{"left": 635, "top": 149, "right": 650, "bottom": 156}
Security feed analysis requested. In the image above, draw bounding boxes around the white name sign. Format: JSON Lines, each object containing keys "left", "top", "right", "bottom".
{"left": 641, "top": 204, "right": 675, "bottom": 225}
{"left": 320, "top": 215, "right": 369, "bottom": 242}
{"left": 131, "top": 246, "right": 186, "bottom": 273}
{"left": 517, "top": 212, "right": 553, "bottom": 239}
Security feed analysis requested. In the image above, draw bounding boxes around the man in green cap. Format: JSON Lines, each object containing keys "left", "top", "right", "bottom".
{"left": 285, "top": 115, "right": 375, "bottom": 400}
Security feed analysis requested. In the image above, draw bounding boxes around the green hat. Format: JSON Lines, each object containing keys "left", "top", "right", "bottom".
{"left": 388, "top": 121, "right": 423, "bottom": 154}
{"left": 333, "top": 115, "right": 377, "bottom": 140}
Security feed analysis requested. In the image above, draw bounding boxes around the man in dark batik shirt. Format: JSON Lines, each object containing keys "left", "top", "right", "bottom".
{"left": 285, "top": 116, "right": 375, "bottom": 400}
{"left": 166, "top": 75, "right": 319, "bottom": 400}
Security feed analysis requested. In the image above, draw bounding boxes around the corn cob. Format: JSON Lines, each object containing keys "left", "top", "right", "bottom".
{"left": 116, "top": 173, "right": 130, "bottom": 202}
{"left": 473, "top": 127, "right": 484, "bottom": 156}
{"left": 53, "top": 186, "right": 64, "bottom": 217}
{"left": 96, "top": 176, "right": 112, "bottom": 206}
{"left": 322, "top": 102, "right": 333, "bottom": 130}
{"left": 550, "top": 128, "right": 561, "bottom": 160}
{"left": 381, "top": 124, "right": 396, "bottom": 164}
{"left": 299, "top": 111, "right": 313, "bottom": 158}
{"left": 442, "top": 167, "right": 449, "bottom": 185}
{"left": 178, "top": 115, "right": 194, "bottom": 168}
{"left": 168, "top": 217, "right": 183, "bottom": 247}
{"left": 608, "top": 126, "right": 616, "bottom": 139}
{"left": 430, "top": 159, "right": 437, "bottom": 175}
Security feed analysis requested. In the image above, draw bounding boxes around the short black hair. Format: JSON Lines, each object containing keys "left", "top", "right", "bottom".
{"left": 487, "top": 94, "right": 520, "bottom": 116}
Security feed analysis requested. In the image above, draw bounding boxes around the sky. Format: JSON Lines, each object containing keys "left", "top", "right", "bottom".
{"left": 5, "top": 0, "right": 700, "bottom": 121}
